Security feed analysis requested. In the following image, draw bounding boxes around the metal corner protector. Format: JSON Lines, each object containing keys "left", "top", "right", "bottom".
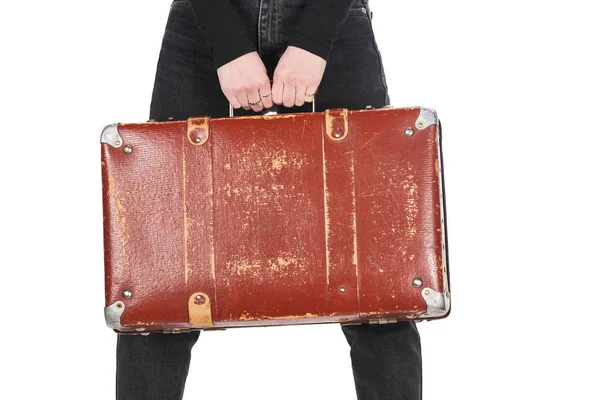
{"left": 415, "top": 107, "right": 438, "bottom": 130}
{"left": 100, "top": 123, "right": 123, "bottom": 148}
{"left": 421, "top": 287, "right": 450, "bottom": 317}
{"left": 104, "top": 301, "right": 126, "bottom": 330}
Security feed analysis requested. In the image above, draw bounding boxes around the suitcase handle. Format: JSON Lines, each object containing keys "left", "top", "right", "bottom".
{"left": 227, "top": 77, "right": 318, "bottom": 116}
{"left": 229, "top": 97, "right": 316, "bottom": 117}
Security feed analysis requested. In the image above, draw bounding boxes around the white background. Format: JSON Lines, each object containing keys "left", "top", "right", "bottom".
{"left": 1, "top": 0, "right": 598, "bottom": 399}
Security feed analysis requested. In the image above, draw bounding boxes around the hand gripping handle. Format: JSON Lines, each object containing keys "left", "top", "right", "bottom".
{"left": 229, "top": 97, "right": 316, "bottom": 117}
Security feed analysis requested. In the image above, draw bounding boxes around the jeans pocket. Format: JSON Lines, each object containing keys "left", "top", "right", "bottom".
{"left": 164, "top": 0, "right": 211, "bottom": 51}
{"left": 337, "top": 7, "right": 372, "bottom": 43}
{"left": 170, "top": 0, "right": 188, "bottom": 7}
{"left": 347, "top": 5, "right": 368, "bottom": 17}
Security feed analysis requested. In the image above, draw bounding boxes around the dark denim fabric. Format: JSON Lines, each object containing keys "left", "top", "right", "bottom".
{"left": 117, "top": 1, "right": 421, "bottom": 399}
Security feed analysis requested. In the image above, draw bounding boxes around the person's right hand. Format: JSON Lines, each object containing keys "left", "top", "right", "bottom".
{"left": 216, "top": 51, "right": 273, "bottom": 112}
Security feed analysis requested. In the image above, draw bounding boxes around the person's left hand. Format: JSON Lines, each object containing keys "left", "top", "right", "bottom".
{"left": 271, "top": 46, "right": 326, "bottom": 108}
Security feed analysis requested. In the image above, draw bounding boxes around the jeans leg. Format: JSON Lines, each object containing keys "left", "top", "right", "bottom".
{"left": 116, "top": 332, "right": 201, "bottom": 400}
{"left": 148, "top": 0, "right": 230, "bottom": 122}
{"left": 115, "top": 2, "right": 221, "bottom": 399}
{"left": 342, "top": 322, "right": 422, "bottom": 400}
{"left": 317, "top": 7, "right": 423, "bottom": 400}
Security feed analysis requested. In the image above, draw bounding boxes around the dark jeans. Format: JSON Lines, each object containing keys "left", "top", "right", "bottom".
{"left": 116, "top": 1, "right": 422, "bottom": 399}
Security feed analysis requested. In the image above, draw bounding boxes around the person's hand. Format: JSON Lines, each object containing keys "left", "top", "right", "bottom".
{"left": 216, "top": 51, "right": 273, "bottom": 112}
{"left": 272, "top": 46, "right": 326, "bottom": 108}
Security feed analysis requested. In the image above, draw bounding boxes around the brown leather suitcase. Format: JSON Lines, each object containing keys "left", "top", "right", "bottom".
{"left": 101, "top": 106, "right": 450, "bottom": 334}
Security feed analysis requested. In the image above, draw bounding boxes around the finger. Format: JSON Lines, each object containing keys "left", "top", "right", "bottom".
{"left": 282, "top": 82, "right": 296, "bottom": 108}
{"left": 223, "top": 89, "right": 242, "bottom": 109}
{"left": 259, "top": 78, "right": 274, "bottom": 108}
{"left": 225, "top": 94, "right": 242, "bottom": 109}
{"left": 247, "top": 89, "right": 264, "bottom": 112}
{"left": 304, "top": 82, "right": 319, "bottom": 105}
{"left": 235, "top": 90, "right": 251, "bottom": 110}
{"left": 271, "top": 79, "right": 284, "bottom": 105}
{"left": 295, "top": 82, "right": 308, "bottom": 107}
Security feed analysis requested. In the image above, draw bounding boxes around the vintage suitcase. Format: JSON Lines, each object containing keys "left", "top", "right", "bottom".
{"left": 101, "top": 106, "right": 450, "bottom": 334}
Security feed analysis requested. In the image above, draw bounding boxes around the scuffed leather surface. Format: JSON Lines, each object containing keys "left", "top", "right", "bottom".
{"left": 101, "top": 107, "right": 447, "bottom": 332}
{"left": 353, "top": 108, "right": 443, "bottom": 316}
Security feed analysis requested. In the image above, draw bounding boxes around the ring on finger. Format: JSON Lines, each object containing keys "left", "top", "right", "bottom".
{"left": 261, "top": 92, "right": 271, "bottom": 98}
{"left": 248, "top": 99, "right": 262, "bottom": 106}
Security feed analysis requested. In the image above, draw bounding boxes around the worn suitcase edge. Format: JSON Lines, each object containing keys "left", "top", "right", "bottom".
{"left": 435, "top": 117, "right": 452, "bottom": 319}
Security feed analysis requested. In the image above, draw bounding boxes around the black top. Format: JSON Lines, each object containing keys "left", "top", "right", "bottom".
{"left": 186, "top": 0, "right": 357, "bottom": 69}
